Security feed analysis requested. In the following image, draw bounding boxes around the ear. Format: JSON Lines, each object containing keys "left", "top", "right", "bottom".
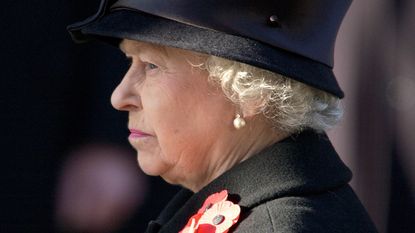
{"left": 240, "top": 102, "right": 262, "bottom": 119}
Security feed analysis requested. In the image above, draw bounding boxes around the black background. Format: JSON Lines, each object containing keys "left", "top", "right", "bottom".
{"left": 1, "top": 1, "right": 178, "bottom": 232}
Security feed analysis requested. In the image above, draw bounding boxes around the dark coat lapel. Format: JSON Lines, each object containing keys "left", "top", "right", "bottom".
{"left": 146, "top": 130, "right": 352, "bottom": 233}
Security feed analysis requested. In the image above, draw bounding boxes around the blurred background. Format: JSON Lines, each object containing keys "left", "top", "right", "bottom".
{"left": 0, "top": 0, "right": 414, "bottom": 232}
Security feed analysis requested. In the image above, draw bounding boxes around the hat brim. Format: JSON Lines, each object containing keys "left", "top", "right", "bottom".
{"left": 69, "top": 9, "right": 344, "bottom": 98}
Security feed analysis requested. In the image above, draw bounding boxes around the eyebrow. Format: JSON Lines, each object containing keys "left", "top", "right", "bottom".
{"left": 119, "top": 40, "right": 170, "bottom": 61}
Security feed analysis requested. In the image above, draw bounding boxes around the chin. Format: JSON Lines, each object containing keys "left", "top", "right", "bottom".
{"left": 137, "top": 161, "right": 159, "bottom": 176}
{"left": 136, "top": 156, "right": 169, "bottom": 177}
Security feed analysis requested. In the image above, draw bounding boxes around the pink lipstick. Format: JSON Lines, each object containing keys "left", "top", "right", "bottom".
{"left": 129, "top": 129, "right": 151, "bottom": 138}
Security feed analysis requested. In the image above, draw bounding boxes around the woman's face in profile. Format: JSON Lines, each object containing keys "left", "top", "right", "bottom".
{"left": 111, "top": 39, "right": 236, "bottom": 187}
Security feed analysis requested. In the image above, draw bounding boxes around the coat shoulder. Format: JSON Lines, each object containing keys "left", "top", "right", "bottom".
{"left": 234, "top": 186, "right": 378, "bottom": 233}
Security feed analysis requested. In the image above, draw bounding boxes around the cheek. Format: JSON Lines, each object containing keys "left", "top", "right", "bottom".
{"left": 144, "top": 81, "right": 192, "bottom": 131}
{"left": 139, "top": 71, "right": 234, "bottom": 171}
{"left": 139, "top": 80, "right": 192, "bottom": 163}
{"left": 156, "top": 74, "right": 232, "bottom": 131}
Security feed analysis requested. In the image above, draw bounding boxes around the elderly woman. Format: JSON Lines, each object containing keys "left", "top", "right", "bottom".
{"left": 69, "top": 0, "right": 378, "bottom": 232}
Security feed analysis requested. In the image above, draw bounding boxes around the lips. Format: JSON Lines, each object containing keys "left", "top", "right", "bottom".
{"left": 129, "top": 129, "right": 152, "bottom": 138}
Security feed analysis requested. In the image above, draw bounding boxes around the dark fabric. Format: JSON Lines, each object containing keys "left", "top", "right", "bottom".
{"left": 67, "top": 0, "right": 349, "bottom": 98}
{"left": 145, "top": 130, "right": 378, "bottom": 233}
{"left": 110, "top": 0, "right": 351, "bottom": 68}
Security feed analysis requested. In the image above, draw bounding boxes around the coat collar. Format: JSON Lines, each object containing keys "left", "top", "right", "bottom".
{"left": 147, "top": 130, "right": 352, "bottom": 233}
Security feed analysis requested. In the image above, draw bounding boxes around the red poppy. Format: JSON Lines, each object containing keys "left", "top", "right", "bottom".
{"left": 180, "top": 190, "right": 240, "bottom": 233}
{"left": 198, "top": 190, "right": 228, "bottom": 214}
{"left": 180, "top": 213, "right": 203, "bottom": 233}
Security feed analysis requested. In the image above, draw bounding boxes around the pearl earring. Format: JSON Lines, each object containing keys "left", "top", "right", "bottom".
{"left": 233, "top": 114, "right": 246, "bottom": 129}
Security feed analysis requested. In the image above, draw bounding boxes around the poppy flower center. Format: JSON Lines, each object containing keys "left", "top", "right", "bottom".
{"left": 212, "top": 214, "right": 225, "bottom": 225}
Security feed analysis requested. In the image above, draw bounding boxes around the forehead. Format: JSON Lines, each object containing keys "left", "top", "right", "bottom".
{"left": 120, "top": 39, "right": 167, "bottom": 56}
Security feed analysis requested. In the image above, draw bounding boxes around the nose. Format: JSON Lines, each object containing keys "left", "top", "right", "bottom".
{"left": 111, "top": 71, "right": 142, "bottom": 112}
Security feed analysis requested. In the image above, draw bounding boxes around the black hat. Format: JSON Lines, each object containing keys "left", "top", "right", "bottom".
{"left": 68, "top": 0, "right": 352, "bottom": 98}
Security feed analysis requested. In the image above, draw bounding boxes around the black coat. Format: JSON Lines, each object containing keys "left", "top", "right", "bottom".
{"left": 145, "top": 130, "right": 378, "bottom": 232}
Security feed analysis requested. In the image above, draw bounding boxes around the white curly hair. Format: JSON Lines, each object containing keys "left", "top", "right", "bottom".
{"left": 203, "top": 56, "right": 343, "bottom": 133}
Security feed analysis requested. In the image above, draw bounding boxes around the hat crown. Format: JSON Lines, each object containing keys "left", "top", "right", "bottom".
{"left": 112, "top": 0, "right": 352, "bottom": 67}
{"left": 68, "top": 0, "right": 353, "bottom": 98}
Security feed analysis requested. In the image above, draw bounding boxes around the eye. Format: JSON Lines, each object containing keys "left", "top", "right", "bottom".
{"left": 144, "top": 62, "right": 158, "bottom": 71}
